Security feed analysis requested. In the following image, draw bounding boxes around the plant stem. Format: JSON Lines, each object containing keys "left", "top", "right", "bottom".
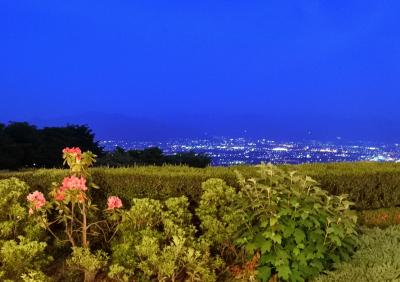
{"left": 82, "top": 202, "right": 88, "bottom": 248}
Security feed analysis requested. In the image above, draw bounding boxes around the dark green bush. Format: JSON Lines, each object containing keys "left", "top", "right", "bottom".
{"left": 197, "top": 164, "right": 358, "bottom": 282}
{"left": 2, "top": 162, "right": 400, "bottom": 210}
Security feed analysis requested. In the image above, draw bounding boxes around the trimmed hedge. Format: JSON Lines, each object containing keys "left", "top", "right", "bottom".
{"left": 1, "top": 162, "right": 400, "bottom": 210}
{"left": 0, "top": 167, "right": 240, "bottom": 208}
{"left": 289, "top": 162, "right": 400, "bottom": 210}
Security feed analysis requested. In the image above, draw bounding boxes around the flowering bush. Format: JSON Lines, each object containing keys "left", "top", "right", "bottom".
{"left": 28, "top": 148, "right": 122, "bottom": 282}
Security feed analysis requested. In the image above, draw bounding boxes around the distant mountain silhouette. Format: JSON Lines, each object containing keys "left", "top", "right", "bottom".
{"left": 5, "top": 112, "right": 400, "bottom": 142}
{"left": 29, "top": 112, "right": 200, "bottom": 141}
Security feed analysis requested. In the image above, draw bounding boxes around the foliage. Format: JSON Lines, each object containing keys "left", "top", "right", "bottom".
{"left": 0, "top": 177, "right": 31, "bottom": 240}
{"left": 20, "top": 270, "right": 52, "bottom": 282}
{"left": 0, "top": 166, "right": 239, "bottom": 209}
{"left": 109, "top": 196, "right": 223, "bottom": 282}
{"left": 196, "top": 178, "right": 243, "bottom": 258}
{"left": 197, "top": 164, "right": 358, "bottom": 282}
{"left": 0, "top": 122, "right": 103, "bottom": 170}
{"left": 0, "top": 177, "right": 50, "bottom": 280}
{"left": 3, "top": 162, "right": 400, "bottom": 210}
{"left": 0, "top": 236, "right": 52, "bottom": 281}
{"left": 67, "top": 247, "right": 108, "bottom": 278}
{"left": 289, "top": 162, "right": 400, "bottom": 210}
{"left": 97, "top": 146, "right": 212, "bottom": 168}
{"left": 314, "top": 225, "right": 400, "bottom": 282}
{"left": 27, "top": 148, "right": 121, "bottom": 282}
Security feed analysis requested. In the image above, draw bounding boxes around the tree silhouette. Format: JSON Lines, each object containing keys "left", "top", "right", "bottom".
{"left": 0, "top": 122, "right": 103, "bottom": 170}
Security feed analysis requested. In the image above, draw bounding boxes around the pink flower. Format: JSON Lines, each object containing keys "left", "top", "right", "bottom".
{"left": 27, "top": 191, "right": 46, "bottom": 213}
{"left": 61, "top": 176, "right": 87, "bottom": 191}
{"left": 55, "top": 190, "right": 66, "bottom": 201}
{"left": 107, "top": 196, "right": 123, "bottom": 210}
{"left": 54, "top": 176, "right": 87, "bottom": 202}
{"left": 63, "top": 147, "right": 82, "bottom": 161}
{"left": 63, "top": 147, "right": 82, "bottom": 155}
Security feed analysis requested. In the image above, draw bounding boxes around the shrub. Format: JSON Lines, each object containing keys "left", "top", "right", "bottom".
{"left": 0, "top": 236, "right": 52, "bottom": 281}
{"left": 67, "top": 247, "right": 108, "bottom": 282}
{"left": 0, "top": 177, "right": 36, "bottom": 240}
{"left": 109, "top": 196, "right": 223, "bottom": 282}
{"left": 314, "top": 225, "right": 400, "bottom": 282}
{"left": 197, "top": 164, "right": 358, "bottom": 281}
{"left": 20, "top": 271, "right": 51, "bottom": 282}
{"left": 196, "top": 178, "right": 243, "bottom": 260}
{"left": 0, "top": 177, "right": 51, "bottom": 280}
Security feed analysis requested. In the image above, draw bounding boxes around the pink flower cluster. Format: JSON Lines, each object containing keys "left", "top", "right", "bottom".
{"left": 55, "top": 176, "right": 87, "bottom": 202}
{"left": 107, "top": 196, "right": 123, "bottom": 210}
{"left": 27, "top": 191, "right": 46, "bottom": 214}
{"left": 63, "top": 147, "right": 82, "bottom": 161}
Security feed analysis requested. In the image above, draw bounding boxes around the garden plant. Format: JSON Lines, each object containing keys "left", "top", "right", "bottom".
{"left": 27, "top": 148, "right": 123, "bottom": 282}
{"left": 0, "top": 147, "right": 366, "bottom": 281}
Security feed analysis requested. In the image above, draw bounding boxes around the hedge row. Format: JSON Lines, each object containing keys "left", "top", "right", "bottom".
{"left": 1, "top": 162, "right": 400, "bottom": 210}
{"left": 289, "top": 162, "right": 400, "bottom": 210}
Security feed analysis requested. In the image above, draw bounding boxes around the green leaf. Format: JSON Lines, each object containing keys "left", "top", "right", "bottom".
{"left": 272, "top": 233, "right": 282, "bottom": 244}
{"left": 293, "top": 229, "right": 306, "bottom": 244}
{"left": 277, "top": 264, "right": 291, "bottom": 280}
{"left": 270, "top": 217, "right": 278, "bottom": 226}
{"left": 245, "top": 242, "right": 257, "bottom": 254}
{"left": 257, "top": 265, "right": 272, "bottom": 282}
{"left": 261, "top": 240, "right": 273, "bottom": 254}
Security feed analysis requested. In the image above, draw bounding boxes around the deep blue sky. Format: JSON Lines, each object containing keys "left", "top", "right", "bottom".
{"left": 1, "top": 1, "right": 400, "bottom": 141}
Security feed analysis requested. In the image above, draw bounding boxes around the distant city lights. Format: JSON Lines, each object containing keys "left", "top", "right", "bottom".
{"left": 99, "top": 137, "right": 400, "bottom": 166}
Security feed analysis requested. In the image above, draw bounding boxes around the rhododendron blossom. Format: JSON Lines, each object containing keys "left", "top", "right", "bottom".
{"left": 61, "top": 175, "right": 87, "bottom": 191}
{"left": 107, "top": 196, "right": 123, "bottom": 210}
{"left": 54, "top": 176, "right": 87, "bottom": 202}
{"left": 63, "top": 147, "right": 82, "bottom": 160}
{"left": 27, "top": 191, "right": 46, "bottom": 212}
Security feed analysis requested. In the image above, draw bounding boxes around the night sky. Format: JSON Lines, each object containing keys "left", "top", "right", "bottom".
{"left": 1, "top": 1, "right": 400, "bottom": 141}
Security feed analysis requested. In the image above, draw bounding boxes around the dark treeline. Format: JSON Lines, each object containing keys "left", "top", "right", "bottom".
{"left": 0, "top": 122, "right": 211, "bottom": 170}
{"left": 0, "top": 122, "right": 103, "bottom": 170}
{"left": 98, "top": 146, "right": 211, "bottom": 168}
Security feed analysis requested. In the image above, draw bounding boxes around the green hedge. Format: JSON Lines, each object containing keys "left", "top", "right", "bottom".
{"left": 288, "top": 162, "right": 400, "bottom": 210}
{"left": 1, "top": 162, "right": 400, "bottom": 210}
{"left": 0, "top": 166, "right": 240, "bottom": 208}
